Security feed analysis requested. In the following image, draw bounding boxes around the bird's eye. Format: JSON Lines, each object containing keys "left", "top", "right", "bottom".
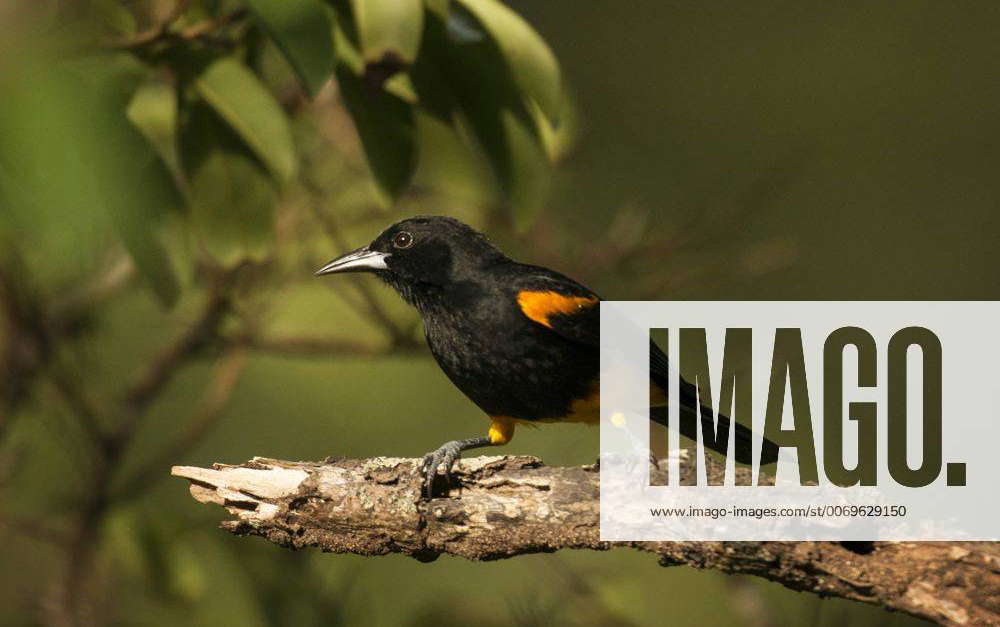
{"left": 392, "top": 231, "right": 414, "bottom": 249}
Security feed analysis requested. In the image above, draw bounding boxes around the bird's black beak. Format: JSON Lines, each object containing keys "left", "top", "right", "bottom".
{"left": 314, "top": 246, "right": 391, "bottom": 276}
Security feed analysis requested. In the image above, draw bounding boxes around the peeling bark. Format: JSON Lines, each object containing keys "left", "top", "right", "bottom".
{"left": 173, "top": 456, "right": 999, "bottom": 626}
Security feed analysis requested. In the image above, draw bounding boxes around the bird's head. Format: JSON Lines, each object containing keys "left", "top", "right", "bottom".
{"left": 315, "top": 215, "right": 505, "bottom": 305}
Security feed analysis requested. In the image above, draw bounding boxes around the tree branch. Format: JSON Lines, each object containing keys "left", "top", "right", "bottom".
{"left": 109, "top": 6, "right": 248, "bottom": 53}
{"left": 302, "top": 177, "right": 418, "bottom": 347}
{"left": 173, "top": 456, "right": 999, "bottom": 627}
{"left": 113, "top": 347, "right": 248, "bottom": 502}
{"left": 111, "top": 265, "right": 237, "bottom": 452}
{"left": 236, "top": 333, "right": 422, "bottom": 358}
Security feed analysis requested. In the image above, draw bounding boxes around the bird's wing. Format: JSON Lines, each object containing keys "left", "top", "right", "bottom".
{"left": 511, "top": 268, "right": 601, "bottom": 347}
{"left": 509, "top": 267, "right": 684, "bottom": 398}
{"left": 511, "top": 268, "right": 774, "bottom": 464}
{"left": 511, "top": 268, "right": 671, "bottom": 364}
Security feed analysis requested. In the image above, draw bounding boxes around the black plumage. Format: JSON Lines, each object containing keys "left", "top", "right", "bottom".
{"left": 316, "top": 215, "right": 772, "bottom": 497}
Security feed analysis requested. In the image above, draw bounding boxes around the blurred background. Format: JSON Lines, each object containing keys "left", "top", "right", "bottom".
{"left": 1, "top": 0, "right": 997, "bottom": 625}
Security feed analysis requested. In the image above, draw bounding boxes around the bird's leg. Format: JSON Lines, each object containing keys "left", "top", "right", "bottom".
{"left": 420, "top": 417, "right": 515, "bottom": 498}
{"left": 419, "top": 436, "right": 493, "bottom": 498}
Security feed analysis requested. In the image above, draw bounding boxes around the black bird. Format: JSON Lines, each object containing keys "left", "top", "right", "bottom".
{"left": 316, "top": 216, "right": 774, "bottom": 497}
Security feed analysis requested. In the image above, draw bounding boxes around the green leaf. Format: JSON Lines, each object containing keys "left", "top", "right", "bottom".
{"left": 530, "top": 86, "right": 579, "bottom": 162}
{"left": 246, "top": 0, "right": 336, "bottom": 96}
{"left": 179, "top": 102, "right": 277, "bottom": 263}
{"left": 188, "top": 150, "right": 276, "bottom": 262}
{"left": 408, "top": 24, "right": 459, "bottom": 121}
{"left": 416, "top": 10, "right": 549, "bottom": 229}
{"left": 335, "top": 64, "right": 417, "bottom": 205}
{"left": 194, "top": 57, "right": 297, "bottom": 183}
{"left": 93, "top": 0, "right": 138, "bottom": 37}
{"left": 350, "top": 0, "right": 424, "bottom": 63}
{"left": 81, "top": 55, "right": 184, "bottom": 307}
{"left": 423, "top": 0, "right": 450, "bottom": 17}
{"left": 505, "top": 110, "right": 549, "bottom": 229}
{"left": 0, "top": 59, "right": 111, "bottom": 274}
{"left": 383, "top": 72, "right": 417, "bottom": 104}
{"left": 110, "top": 146, "right": 184, "bottom": 308}
{"left": 331, "top": 10, "right": 364, "bottom": 73}
{"left": 467, "top": 106, "right": 549, "bottom": 230}
{"left": 455, "top": 0, "right": 561, "bottom": 124}
{"left": 326, "top": 0, "right": 361, "bottom": 49}
{"left": 127, "top": 78, "right": 181, "bottom": 176}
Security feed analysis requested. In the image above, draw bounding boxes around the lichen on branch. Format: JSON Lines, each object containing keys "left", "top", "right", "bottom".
{"left": 173, "top": 456, "right": 999, "bottom": 627}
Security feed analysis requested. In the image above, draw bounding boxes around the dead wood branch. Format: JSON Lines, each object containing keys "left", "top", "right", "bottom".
{"left": 173, "top": 456, "right": 999, "bottom": 627}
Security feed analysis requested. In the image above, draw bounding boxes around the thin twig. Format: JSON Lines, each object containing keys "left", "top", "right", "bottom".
{"left": 238, "top": 333, "right": 419, "bottom": 358}
{"left": 49, "top": 253, "right": 135, "bottom": 324}
{"left": 0, "top": 248, "right": 50, "bottom": 442}
{"left": 2, "top": 249, "right": 135, "bottom": 447}
{"left": 47, "top": 369, "right": 106, "bottom": 450}
{"left": 301, "top": 179, "right": 412, "bottom": 345}
{"left": 58, "top": 262, "right": 244, "bottom": 625}
{"left": 109, "top": 7, "right": 248, "bottom": 52}
{"left": 110, "top": 266, "right": 238, "bottom": 453}
{"left": 107, "top": 0, "right": 191, "bottom": 49}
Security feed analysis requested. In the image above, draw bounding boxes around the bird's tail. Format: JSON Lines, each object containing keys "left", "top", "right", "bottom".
{"left": 649, "top": 377, "right": 779, "bottom": 466}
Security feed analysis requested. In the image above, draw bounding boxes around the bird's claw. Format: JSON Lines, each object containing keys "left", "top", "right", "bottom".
{"left": 649, "top": 451, "right": 661, "bottom": 469}
{"left": 419, "top": 440, "right": 465, "bottom": 499}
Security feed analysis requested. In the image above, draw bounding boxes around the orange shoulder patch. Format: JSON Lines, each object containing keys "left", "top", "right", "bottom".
{"left": 517, "top": 290, "right": 598, "bottom": 328}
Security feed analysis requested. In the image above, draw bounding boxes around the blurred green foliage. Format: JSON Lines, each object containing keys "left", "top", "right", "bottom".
{"left": 3, "top": 0, "right": 997, "bottom": 625}
{"left": 1, "top": 0, "right": 566, "bottom": 308}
